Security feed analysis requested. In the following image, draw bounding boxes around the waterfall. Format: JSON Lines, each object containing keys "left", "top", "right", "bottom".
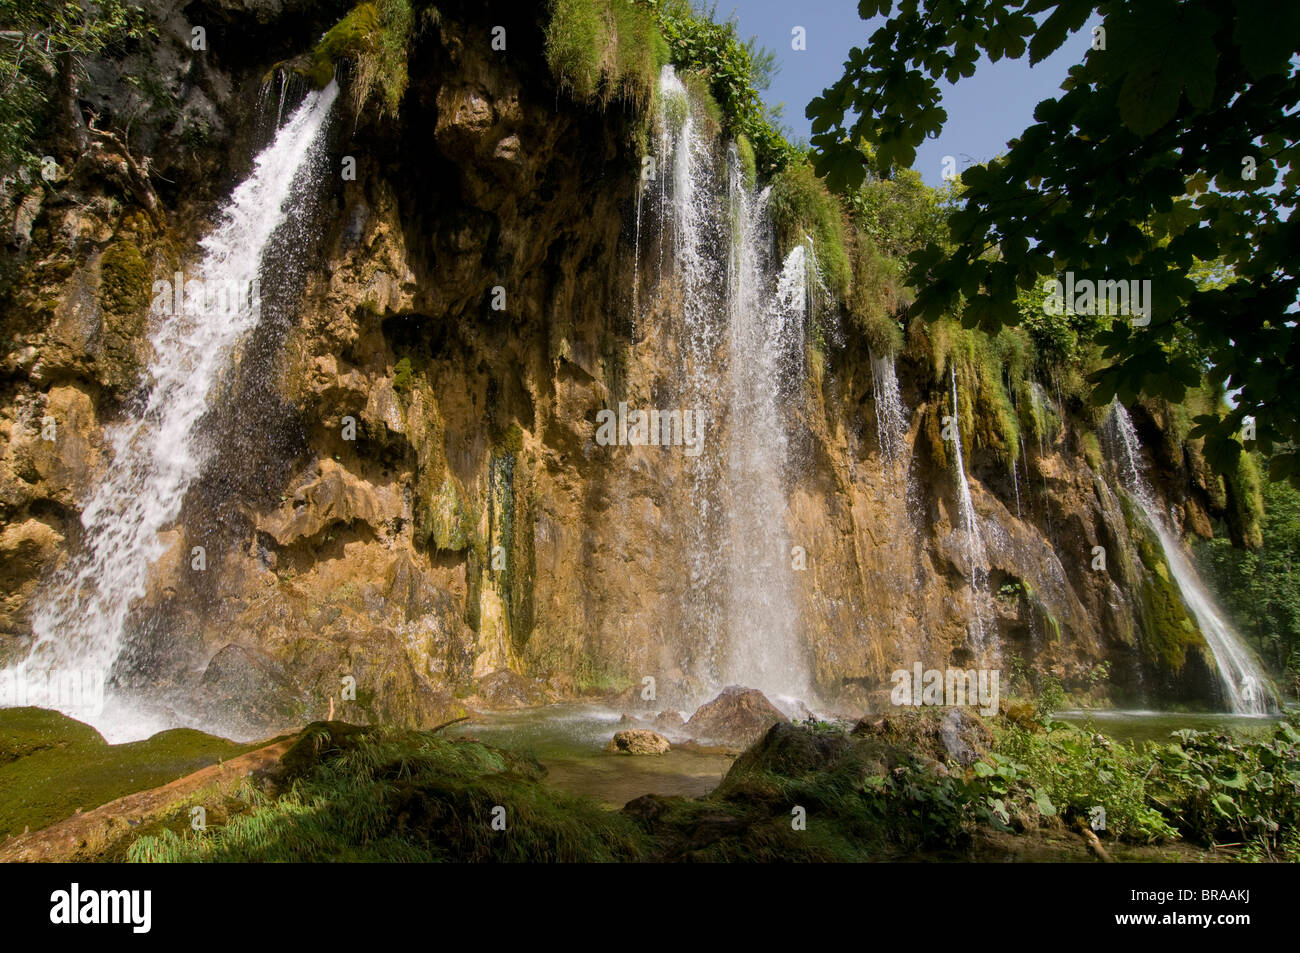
{"left": 721, "top": 196, "right": 809, "bottom": 698}
{"left": 1108, "top": 403, "right": 1275, "bottom": 714}
{"left": 871, "top": 351, "right": 908, "bottom": 465}
{"left": 651, "top": 66, "right": 809, "bottom": 703}
{"left": 950, "top": 371, "right": 989, "bottom": 655}
{"left": 2, "top": 83, "right": 339, "bottom": 739}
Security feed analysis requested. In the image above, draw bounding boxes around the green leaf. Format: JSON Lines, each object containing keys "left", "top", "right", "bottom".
{"left": 1233, "top": 0, "right": 1300, "bottom": 79}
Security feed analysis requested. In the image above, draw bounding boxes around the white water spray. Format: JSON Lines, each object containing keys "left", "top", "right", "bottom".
{"left": 871, "top": 351, "right": 908, "bottom": 465}
{"left": 1109, "top": 402, "right": 1275, "bottom": 714}
{"left": 950, "top": 371, "right": 990, "bottom": 655}
{"left": 652, "top": 66, "right": 810, "bottom": 703}
{"left": 2, "top": 84, "right": 339, "bottom": 740}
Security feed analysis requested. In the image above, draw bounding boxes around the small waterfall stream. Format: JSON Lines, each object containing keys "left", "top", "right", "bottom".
{"left": 3, "top": 83, "right": 339, "bottom": 739}
{"left": 1109, "top": 403, "right": 1275, "bottom": 714}
{"left": 871, "top": 351, "right": 908, "bottom": 465}
{"left": 950, "top": 372, "right": 990, "bottom": 656}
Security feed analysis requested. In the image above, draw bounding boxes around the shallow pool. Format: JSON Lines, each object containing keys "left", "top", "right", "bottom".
{"left": 447, "top": 704, "right": 737, "bottom": 807}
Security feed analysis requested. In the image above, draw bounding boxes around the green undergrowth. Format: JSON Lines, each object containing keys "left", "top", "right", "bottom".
{"left": 769, "top": 159, "right": 851, "bottom": 304}
{"left": 127, "top": 722, "right": 647, "bottom": 862}
{"left": 11, "top": 708, "right": 1289, "bottom": 863}
{"left": 304, "top": 0, "right": 415, "bottom": 117}
{"left": 0, "top": 708, "right": 261, "bottom": 840}
{"left": 545, "top": 0, "right": 668, "bottom": 111}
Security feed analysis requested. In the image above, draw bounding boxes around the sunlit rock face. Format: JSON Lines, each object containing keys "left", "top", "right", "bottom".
{"left": 0, "top": 4, "right": 1243, "bottom": 741}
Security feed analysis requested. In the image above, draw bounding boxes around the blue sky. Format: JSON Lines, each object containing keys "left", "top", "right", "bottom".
{"left": 724, "top": 0, "right": 1101, "bottom": 185}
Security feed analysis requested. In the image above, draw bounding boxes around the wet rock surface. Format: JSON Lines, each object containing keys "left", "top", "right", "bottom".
{"left": 605, "top": 729, "right": 670, "bottom": 755}
{"left": 684, "top": 687, "right": 789, "bottom": 746}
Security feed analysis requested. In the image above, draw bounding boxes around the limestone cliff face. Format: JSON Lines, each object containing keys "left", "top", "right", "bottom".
{"left": 0, "top": 2, "right": 1229, "bottom": 737}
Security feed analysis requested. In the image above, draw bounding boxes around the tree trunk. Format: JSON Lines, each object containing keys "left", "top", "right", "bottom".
{"left": 57, "top": 51, "right": 88, "bottom": 156}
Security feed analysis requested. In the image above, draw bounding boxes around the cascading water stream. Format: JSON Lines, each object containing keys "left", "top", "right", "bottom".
{"left": 950, "top": 371, "right": 990, "bottom": 656}
{"left": 871, "top": 351, "right": 908, "bottom": 466}
{"left": 721, "top": 193, "right": 810, "bottom": 699}
{"left": 1108, "top": 403, "right": 1275, "bottom": 714}
{"left": 652, "top": 65, "right": 810, "bottom": 705}
{"left": 1, "top": 83, "right": 339, "bottom": 740}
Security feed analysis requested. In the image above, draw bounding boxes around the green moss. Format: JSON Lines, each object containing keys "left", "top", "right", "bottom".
{"left": 735, "top": 133, "right": 757, "bottom": 190}
{"left": 1081, "top": 431, "right": 1103, "bottom": 471}
{"left": 417, "top": 475, "right": 470, "bottom": 553}
{"left": 392, "top": 356, "right": 417, "bottom": 395}
{"left": 500, "top": 423, "right": 524, "bottom": 455}
{"left": 98, "top": 240, "right": 149, "bottom": 317}
{"left": 96, "top": 240, "right": 151, "bottom": 392}
{"left": 307, "top": 0, "right": 413, "bottom": 117}
{"left": 847, "top": 233, "right": 905, "bottom": 355}
{"left": 0, "top": 708, "right": 260, "bottom": 839}
{"left": 769, "top": 159, "right": 851, "bottom": 303}
{"left": 1120, "top": 494, "right": 1205, "bottom": 674}
{"left": 1225, "top": 451, "right": 1265, "bottom": 549}
{"left": 545, "top": 0, "right": 668, "bottom": 111}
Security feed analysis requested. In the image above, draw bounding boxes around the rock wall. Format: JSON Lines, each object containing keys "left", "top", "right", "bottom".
{"left": 0, "top": 1, "right": 1227, "bottom": 738}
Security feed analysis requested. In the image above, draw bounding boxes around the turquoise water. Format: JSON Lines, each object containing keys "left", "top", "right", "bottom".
{"left": 448, "top": 704, "right": 736, "bottom": 807}
{"left": 1056, "top": 709, "right": 1285, "bottom": 746}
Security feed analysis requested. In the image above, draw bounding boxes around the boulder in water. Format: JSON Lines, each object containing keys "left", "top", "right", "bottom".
{"left": 473, "top": 670, "right": 547, "bottom": 709}
{"left": 653, "top": 709, "right": 686, "bottom": 733}
{"left": 606, "top": 729, "right": 670, "bottom": 755}
{"left": 685, "top": 686, "right": 788, "bottom": 746}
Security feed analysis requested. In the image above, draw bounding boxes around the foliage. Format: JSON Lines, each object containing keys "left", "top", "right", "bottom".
{"left": 1147, "top": 720, "right": 1300, "bottom": 857}
{"left": 847, "top": 163, "right": 956, "bottom": 261}
{"left": 654, "top": 0, "right": 797, "bottom": 175}
{"left": 0, "top": 0, "right": 155, "bottom": 179}
{"left": 997, "top": 719, "right": 1178, "bottom": 842}
{"left": 308, "top": 0, "right": 414, "bottom": 118}
{"left": 768, "top": 158, "right": 850, "bottom": 301}
{"left": 127, "top": 723, "right": 648, "bottom": 862}
{"left": 808, "top": 0, "right": 1300, "bottom": 487}
{"left": 1198, "top": 475, "right": 1300, "bottom": 687}
{"left": 544, "top": 0, "right": 668, "bottom": 111}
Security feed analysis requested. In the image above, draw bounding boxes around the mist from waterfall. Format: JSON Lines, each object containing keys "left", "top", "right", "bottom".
{"left": 1, "top": 83, "right": 339, "bottom": 741}
{"left": 1108, "top": 403, "right": 1276, "bottom": 714}
{"left": 871, "top": 352, "right": 908, "bottom": 466}
{"left": 652, "top": 66, "right": 810, "bottom": 704}
{"left": 950, "top": 371, "right": 990, "bottom": 657}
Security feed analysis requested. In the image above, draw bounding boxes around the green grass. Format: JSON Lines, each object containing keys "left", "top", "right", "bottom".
{"left": 307, "top": 0, "right": 414, "bottom": 117}
{"left": 0, "top": 708, "right": 261, "bottom": 839}
{"left": 127, "top": 722, "right": 647, "bottom": 862}
{"left": 544, "top": 0, "right": 668, "bottom": 111}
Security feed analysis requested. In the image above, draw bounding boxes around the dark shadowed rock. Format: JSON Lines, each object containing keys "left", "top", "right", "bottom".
{"left": 685, "top": 686, "right": 788, "bottom": 746}
{"left": 198, "top": 643, "right": 300, "bottom": 730}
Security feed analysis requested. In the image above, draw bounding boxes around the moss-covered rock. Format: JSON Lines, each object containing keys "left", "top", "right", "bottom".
{"left": 417, "top": 475, "right": 471, "bottom": 552}
{"left": 0, "top": 707, "right": 257, "bottom": 839}
{"left": 95, "top": 239, "right": 151, "bottom": 393}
